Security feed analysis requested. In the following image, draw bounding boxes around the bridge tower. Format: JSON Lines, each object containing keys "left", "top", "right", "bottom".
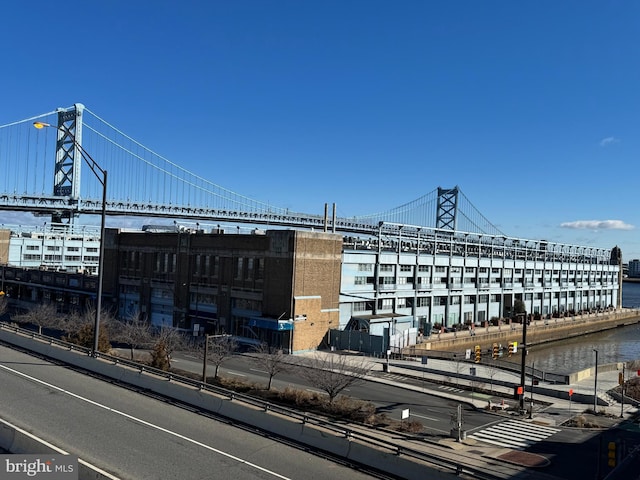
{"left": 52, "top": 103, "right": 84, "bottom": 223}
{"left": 436, "top": 186, "right": 459, "bottom": 231}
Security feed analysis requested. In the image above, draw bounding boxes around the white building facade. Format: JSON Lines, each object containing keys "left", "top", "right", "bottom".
{"left": 5, "top": 224, "right": 101, "bottom": 274}
{"left": 340, "top": 224, "right": 621, "bottom": 337}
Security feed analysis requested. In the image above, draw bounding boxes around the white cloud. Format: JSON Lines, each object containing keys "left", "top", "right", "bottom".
{"left": 560, "top": 220, "right": 634, "bottom": 230}
{"left": 599, "top": 136, "right": 620, "bottom": 147}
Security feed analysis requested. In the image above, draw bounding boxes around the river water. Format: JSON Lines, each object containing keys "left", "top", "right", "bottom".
{"left": 524, "top": 281, "right": 640, "bottom": 373}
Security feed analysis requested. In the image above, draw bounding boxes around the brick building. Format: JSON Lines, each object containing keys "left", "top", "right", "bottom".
{"left": 102, "top": 227, "right": 343, "bottom": 353}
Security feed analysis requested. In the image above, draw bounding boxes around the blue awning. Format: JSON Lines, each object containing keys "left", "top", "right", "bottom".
{"left": 249, "top": 317, "right": 293, "bottom": 331}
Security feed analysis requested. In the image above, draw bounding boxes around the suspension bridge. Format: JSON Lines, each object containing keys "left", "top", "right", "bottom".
{"left": 0, "top": 103, "right": 503, "bottom": 237}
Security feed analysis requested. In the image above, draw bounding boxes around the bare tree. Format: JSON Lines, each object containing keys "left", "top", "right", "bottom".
{"left": 112, "top": 310, "right": 153, "bottom": 360}
{"left": 152, "top": 327, "right": 186, "bottom": 369}
{"left": 486, "top": 361, "right": 500, "bottom": 395}
{"left": 0, "top": 294, "right": 8, "bottom": 319}
{"left": 62, "top": 305, "right": 114, "bottom": 353}
{"left": 298, "top": 354, "right": 372, "bottom": 404}
{"left": 13, "top": 302, "right": 62, "bottom": 335}
{"left": 201, "top": 335, "right": 237, "bottom": 381}
{"left": 252, "top": 343, "right": 290, "bottom": 390}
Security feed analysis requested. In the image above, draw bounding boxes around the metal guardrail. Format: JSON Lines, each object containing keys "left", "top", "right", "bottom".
{"left": 0, "top": 322, "right": 508, "bottom": 480}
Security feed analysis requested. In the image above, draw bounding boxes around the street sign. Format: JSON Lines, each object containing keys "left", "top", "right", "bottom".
{"left": 401, "top": 409, "right": 410, "bottom": 420}
{"left": 569, "top": 389, "right": 574, "bottom": 397}
{"left": 421, "top": 356, "right": 428, "bottom": 365}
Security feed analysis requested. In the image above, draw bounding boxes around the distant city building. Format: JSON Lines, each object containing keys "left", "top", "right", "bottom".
{"left": 2, "top": 224, "right": 101, "bottom": 274}
{"left": 628, "top": 259, "right": 640, "bottom": 278}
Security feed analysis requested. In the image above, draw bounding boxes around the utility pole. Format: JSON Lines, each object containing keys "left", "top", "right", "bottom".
{"left": 529, "top": 361, "right": 535, "bottom": 419}
{"left": 593, "top": 349, "right": 599, "bottom": 412}
{"left": 620, "top": 363, "right": 626, "bottom": 418}
{"left": 519, "top": 312, "right": 528, "bottom": 411}
{"left": 201, "top": 334, "right": 210, "bottom": 383}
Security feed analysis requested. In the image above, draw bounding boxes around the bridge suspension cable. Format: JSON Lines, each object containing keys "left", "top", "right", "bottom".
{"left": 0, "top": 104, "right": 505, "bottom": 237}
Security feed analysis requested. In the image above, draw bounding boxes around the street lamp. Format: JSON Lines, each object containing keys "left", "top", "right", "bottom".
{"left": 593, "top": 348, "right": 599, "bottom": 412}
{"left": 518, "top": 311, "right": 528, "bottom": 411}
{"left": 33, "top": 120, "right": 108, "bottom": 357}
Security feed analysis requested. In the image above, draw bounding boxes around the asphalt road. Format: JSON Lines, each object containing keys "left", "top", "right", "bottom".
{"left": 173, "top": 351, "right": 621, "bottom": 480}
{"left": 171, "top": 352, "right": 490, "bottom": 434}
{"left": 0, "top": 345, "right": 379, "bottom": 480}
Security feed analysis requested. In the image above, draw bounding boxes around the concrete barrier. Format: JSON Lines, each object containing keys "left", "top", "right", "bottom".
{"left": 0, "top": 327, "right": 458, "bottom": 480}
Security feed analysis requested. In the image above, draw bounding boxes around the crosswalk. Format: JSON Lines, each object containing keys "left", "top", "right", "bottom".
{"left": 467, "top": 420, "right": 560, "bottom": 450}
{"left": 438, "top": 385, "right": 465, "bottom": 394}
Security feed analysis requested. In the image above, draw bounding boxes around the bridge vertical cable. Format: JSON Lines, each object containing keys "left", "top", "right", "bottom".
{"left": 0, "top": 105, "right": 505, "bottom": 238}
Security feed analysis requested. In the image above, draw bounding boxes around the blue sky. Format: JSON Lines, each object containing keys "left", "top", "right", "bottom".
{"left": 2, "top": 1, "right": 640, "bottom": 258}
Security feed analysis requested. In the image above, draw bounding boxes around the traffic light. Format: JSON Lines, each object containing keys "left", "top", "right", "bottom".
{"left": 474, "top": 345, "right": 481, "bottom": 363}
{"left": 607, "top": 441, "right": 617, "bottom": 468}
{"left": 508, "top": 343, "right": 514, "bottom": 357}
{"left": 492, "top": 343, "right": 499, "bottom": 359}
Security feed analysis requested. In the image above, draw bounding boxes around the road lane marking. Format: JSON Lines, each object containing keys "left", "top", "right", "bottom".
{"left": 0, "top": 363, "right": 291, "bottom": 480}
{"left": 410, "top": 413, "right": 440, "bottom": 422}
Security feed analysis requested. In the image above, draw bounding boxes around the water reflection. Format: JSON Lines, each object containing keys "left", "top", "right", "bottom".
{"left": 515, "top": 282, "right": 640, "bottom": 374}
{"left": 526, "top": 324, "right": 640, "bottom": 373}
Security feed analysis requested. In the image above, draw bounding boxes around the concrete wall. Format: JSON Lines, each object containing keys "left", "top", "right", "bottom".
{"left": 0, "top": 327, "right": 464, "bottom": 480}
{"left": 412, "top": 309, "right": 640, "bottom": 354}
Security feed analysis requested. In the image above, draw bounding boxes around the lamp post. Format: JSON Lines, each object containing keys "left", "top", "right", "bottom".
{"left": 518, "top": 311, "right": 528, "bottom": 411}
{"left": 593, "top": 348, "right": 599, "bottom": 412}
{"left": 33, "top": 121, "right": 107, "bottom": 357}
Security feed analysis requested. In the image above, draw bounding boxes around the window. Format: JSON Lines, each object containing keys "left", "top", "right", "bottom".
{"left": 378, "top": 298, "right": 393, "bottom": 310}
{"left": 353, "top": 302, "right": 368, "bottom": 312}
{"left": 435, "top": 296, "right": 447, "bottom": 306}
{"left": 247, "top": 258, "right": 254, "bottom": 279}
{"left": 354, "top": 276, "right": 367, "bottom": 285}
{"left": 400, "top": 265, "right": 412, "bottom": 272}
{"left": 26, "top": 245, "right": 39, "bottom": 251}
{"left": 358, "top": 263, "right": 373, "bottom": 272}
{"left": 235, "top": 257, "right": 244, "bottom": 279}
{"left": 417, "top": 297, "right": 430, "bottom": 307}
{"left": 418, "top": 265, "right": 430, "bottom": 272}
{"left": 465, "top": 267, "right": 475, "bottom": 273}
{"left": 380, "top": 264, "right": 393, "bottom": 272}
{"left": 450, "top": 296, "right": 460, "bottom": 305}
{"left": 435, "top": 266, "right": 446, "bottom": 273}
